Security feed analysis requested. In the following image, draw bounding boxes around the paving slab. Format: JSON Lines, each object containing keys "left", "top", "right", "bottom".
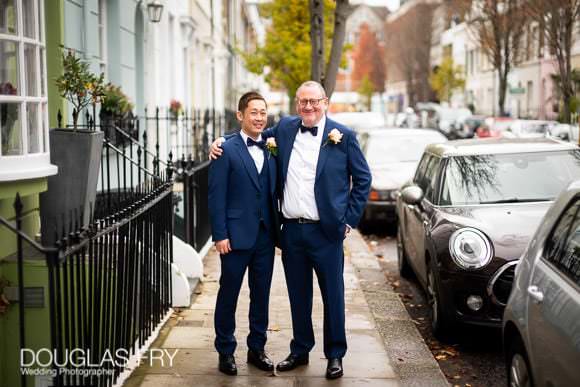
{"left": 124, "top": 230, "right": 444, "bottom": 386}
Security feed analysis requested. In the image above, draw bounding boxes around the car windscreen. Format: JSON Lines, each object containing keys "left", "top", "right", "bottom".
{"left": 520, "top": 123, "right": 549, "bottom": 135}
{"left": 365, "top": 134, "right": 445, "bottom": 164}
{"left": 440, "top": 150, "right": 580, "bottom": 205}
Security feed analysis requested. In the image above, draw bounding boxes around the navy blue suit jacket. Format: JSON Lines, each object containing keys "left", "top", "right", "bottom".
{"left": 208, "top": 132, "right": 279, "bottom": 250}
{"left": 264, "top": 115, "right": 371, "bottom": 241}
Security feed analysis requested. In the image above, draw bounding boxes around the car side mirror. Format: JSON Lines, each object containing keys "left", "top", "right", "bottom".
{"left": 401, "top": 185, "right": 424, "bottom": 205}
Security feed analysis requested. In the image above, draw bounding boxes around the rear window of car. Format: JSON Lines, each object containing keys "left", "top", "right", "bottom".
{"left": 365, "top": 133, "right": 445, "bottom": 164}
{"left": 439, "top": 150, "right": 580, "bottom": 205}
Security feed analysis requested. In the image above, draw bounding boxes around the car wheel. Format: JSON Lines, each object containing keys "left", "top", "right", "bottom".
{"left": 507, "top": 337, "right": 533, "bottom": 387}
{"left": 396, "top": 228, "right": 412, "bottom": 278}
{"left": 426, "top": 259, "right": 453, "bottom": 338}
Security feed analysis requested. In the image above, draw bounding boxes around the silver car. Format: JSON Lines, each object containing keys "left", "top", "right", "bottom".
{"left": 358, "top": 128, "right": 447, "bottom": 225}
{"left": 503, "top": 180, "right": 580, "bottom": 387}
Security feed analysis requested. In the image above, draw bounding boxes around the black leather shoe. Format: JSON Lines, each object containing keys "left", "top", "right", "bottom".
{"left": 326, "top": 358, "right": 343, "bottom": 379}
{"left": 218, "top": 354, "right": 237, "bottom": 375}
{"left": 276, "top": 353, "right": 309, "bottom": 372}
{"left": 247, "top": 349, "right": 274, "bottom": 371}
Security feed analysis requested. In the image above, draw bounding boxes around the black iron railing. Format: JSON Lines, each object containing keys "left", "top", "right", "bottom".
{"left": 1, "top": 104, "right": 232, "bottom": 387}
{"left": 174, "top": 159, "right": 211, "bottom": 251}
{"left": 0, "top": 173, "right": 173, "bottom": 386}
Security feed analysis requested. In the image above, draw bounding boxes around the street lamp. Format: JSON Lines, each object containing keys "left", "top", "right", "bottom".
{"left": 147, "top": 1, "right": 164, "bottom": 23}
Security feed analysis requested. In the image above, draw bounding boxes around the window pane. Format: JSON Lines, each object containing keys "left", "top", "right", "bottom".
{"left": 38, "top": 0, "right": 43, "bottom": 41}
{"left": 22, "top": 0, "right": 35, "bottom": 38}
{"left": 24, "top": 43, "right": 38, "bottom": 96}
{"left": 441, "top": 151, "right": 580, "bottom": 205}
{"left": 0, "top": 0, "right": 17, "bottom": 35}
{"left": 0, "top": 40, "right": 20, "bottom": 95}
{"left": 545, "top": 202, "right": 578, "bottom": 265}
{"left": 27, "top": 103, "right": 39, "bottom": 153}
{"left": 42, "top": 102, "right": 47, "bottom": 152}
{"left": 1, "top": 102, "right": 22, "bottom": 155}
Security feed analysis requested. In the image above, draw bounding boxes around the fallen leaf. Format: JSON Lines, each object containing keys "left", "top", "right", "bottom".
{"left": 453, "top": 375, "right": 461, "bottom": 379}
{"left": 268, "top": 325, "right": 280, "bottom": 332}
{"left": 435, "top": 354, "right": 447, "bottom": 360}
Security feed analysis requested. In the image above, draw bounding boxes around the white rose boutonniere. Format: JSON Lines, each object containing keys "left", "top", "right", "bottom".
{"left": 323, "top": 128, "right": 343, "bottom": 147}
{"left": 265, "top": 137, "right": 278, "bottom": 157}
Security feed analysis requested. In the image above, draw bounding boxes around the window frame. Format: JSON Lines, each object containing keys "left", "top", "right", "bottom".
{"left": 0, "top": 0, "right": 48, "bottom": 157}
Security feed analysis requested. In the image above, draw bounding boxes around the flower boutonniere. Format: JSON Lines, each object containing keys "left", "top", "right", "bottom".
{"left": 265, "top": 137, "right": 278, "bottom": 157}
{"left": 323, "top": 128, "right": 343, "bottom": 147}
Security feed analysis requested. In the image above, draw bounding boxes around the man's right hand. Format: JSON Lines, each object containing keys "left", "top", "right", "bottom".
{"left": 215, "top": 239, "right": 231, "bottom": 255}
{"left": 209, "top": 137, "right": 225, "bottom": 160}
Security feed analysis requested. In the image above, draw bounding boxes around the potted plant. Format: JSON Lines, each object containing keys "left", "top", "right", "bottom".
{"left": 99, "top": 83, "right": 135, "bottom": 144}
{"left": 40, "top": 51, "right": 106, "bottom": 245}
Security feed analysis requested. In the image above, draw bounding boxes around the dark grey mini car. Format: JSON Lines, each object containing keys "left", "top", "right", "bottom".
{"left": 396, "top": 138, "right": 580, "bottom": 337}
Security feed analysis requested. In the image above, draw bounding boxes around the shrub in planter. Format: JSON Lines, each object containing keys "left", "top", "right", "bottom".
{"left": 40, "top": 52, "right": 105, "bottom": 245}
{"left": 99, "top": 83, "right": 135, "bottom": 144}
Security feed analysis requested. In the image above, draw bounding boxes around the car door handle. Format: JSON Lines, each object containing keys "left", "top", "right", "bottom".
{"left": 527, "top": 285, "right": 544, "bottom": 304}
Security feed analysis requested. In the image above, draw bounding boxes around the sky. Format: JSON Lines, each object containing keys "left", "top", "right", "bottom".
{"left": 350, "top": 0, "right": 400, "bottom": 12}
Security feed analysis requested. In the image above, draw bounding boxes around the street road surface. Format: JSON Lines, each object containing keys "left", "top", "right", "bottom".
{"left": 361, "top": 222, "right": 506, "bottom": 387}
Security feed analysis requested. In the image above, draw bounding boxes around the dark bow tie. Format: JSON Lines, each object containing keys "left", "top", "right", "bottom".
{"left": 300, "top": 125, "right": 318, "bottom": 136}
{"left": 246, "top": 137, "right": 265, "bottom": 148}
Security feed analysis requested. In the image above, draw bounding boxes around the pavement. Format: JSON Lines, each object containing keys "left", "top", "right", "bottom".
{"left": 124, "top": 230, "right": 447, "bottom": 386}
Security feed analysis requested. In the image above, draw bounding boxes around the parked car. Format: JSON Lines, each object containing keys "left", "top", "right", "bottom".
{"left": 359, "top": 129, "right": 447, "bottom": 226}
{"left": 550, "top": 123, "right": 579, "bottom": 143}
{"left": 415, "top": 103, "right": 472, "bottom": 136}
{"left": 502, "top": 120, "right": 557, "bottom": 139}
{"left": 451, "top": 115, "right": 486, "bottom": 139}
{"left": 503, "top": 180, "right": 580, "bottom": 387}
{"left": 476, "top": 117, "right": 514, "bottom": 138}
{"left": 328, "top": 111, "right": 385, "bottom": 132}
{"left": 396, "top": 137, "right": 580, "bottom": 337}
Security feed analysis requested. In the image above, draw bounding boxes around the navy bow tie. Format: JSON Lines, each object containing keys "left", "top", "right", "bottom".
{"left": 300, "top": 125, "right": 318, "bottom": 136}
{"left": 246, "top": 137, "right": 265, "bottom": 148}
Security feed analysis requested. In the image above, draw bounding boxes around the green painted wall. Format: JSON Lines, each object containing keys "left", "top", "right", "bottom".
{"left": 0, "top": 178, "right": 47, "bottom": 260}
{"left": 0, "top": 177, "right": 49, "bottom": 386}
{"left": 0, "top": 260, "right": 51, "bottom": 387}
{"left": 45, "top": 0, "right": 66, "bottom": 128}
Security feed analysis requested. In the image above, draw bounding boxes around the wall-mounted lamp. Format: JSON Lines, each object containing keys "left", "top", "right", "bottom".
{"left": 147, "top": 1, "right": 164, "bottom": 23}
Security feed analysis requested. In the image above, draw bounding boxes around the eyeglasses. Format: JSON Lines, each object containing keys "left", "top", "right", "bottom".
{"left": 297, "top": 98, "right": 326, "bottom": 107}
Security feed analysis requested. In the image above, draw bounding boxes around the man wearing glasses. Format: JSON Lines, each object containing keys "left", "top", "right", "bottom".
{"left": 211, "top": 81, "right": 371, "bottom": 379}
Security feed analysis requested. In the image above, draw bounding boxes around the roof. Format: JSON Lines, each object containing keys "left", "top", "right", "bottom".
{"left": 425, "top": 137, "right": 578, "bottom": 157}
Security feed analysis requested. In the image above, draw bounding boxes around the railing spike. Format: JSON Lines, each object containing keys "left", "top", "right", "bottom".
{"left": 13, "top": 193, "right": 23, "bottom": 218}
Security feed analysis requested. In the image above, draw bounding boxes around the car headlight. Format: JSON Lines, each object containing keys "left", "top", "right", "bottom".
{"left": 449, "top": 227, "right": 494, "bottom": 269}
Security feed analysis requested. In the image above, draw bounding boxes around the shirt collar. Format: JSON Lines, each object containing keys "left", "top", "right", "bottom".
{"left": 301, "top": 114, "right": 326, "bottom": 132}
{"left": 240, "top": 130, "right": 262, "bottom": 146}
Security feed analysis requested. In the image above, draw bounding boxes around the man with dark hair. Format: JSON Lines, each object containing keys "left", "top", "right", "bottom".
{"left": 208, "top": 91, "right": 279, "bottom": 375}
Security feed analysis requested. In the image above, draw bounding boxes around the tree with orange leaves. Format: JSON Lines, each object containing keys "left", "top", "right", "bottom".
{"left": 352, "top": 23, "right": 386, "bottom": 95}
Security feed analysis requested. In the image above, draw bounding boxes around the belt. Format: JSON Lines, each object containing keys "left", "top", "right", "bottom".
{"left": 283, "top": 217, "right": 320, "bottom": 224}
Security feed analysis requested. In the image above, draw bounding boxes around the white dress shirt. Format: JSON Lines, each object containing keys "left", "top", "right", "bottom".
{"left": 240, "top": 130, "right": 264, "bottom": 174}
{"left": 281, "top": 115, "right": 326, "bottom": 220}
